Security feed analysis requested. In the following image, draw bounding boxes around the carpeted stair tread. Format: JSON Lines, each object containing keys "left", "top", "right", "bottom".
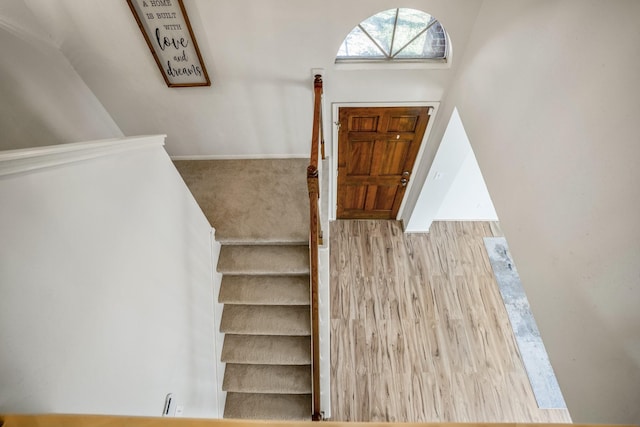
{"left": 224, "top": 392, "right": 312, "bottom": 420}
{"left": 218, "top": 245, "right": 309, "bottom": 275}
{"left": 221, "top": 335, "right": 311, "bottom": 365}
{"left": 219, "top": 237, "right": 308, "bottom": 246}
{"left": 223, "top": 364, "right": 311, "bottom": 394}
{"left": 220, "top": 305, "right": 310, "bottom": 335}
{"left": 219, "top": 275, "right": 310, "bottom": 305}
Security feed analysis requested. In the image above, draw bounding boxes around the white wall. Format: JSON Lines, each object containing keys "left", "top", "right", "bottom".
{"left": 16, "top": 0, "right": 482, "bottom": 157}
{"left": 0, "top": 138, "right": 219, "bottom": 418}
{"left": 407, "top": 108, "right": 497, "bottom": 231}
{"left": 436, "top": 153, "right": 497, "bottom": 221}
{"left": 441, "top": 1, "right": 640, "bottom": 423}
{"left": 0, "top": 3, "right": 122, "bottom": 151}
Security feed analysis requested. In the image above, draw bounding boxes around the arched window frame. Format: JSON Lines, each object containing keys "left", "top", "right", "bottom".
{"left": 336, "top": 8, "right": 449, "bottom": 65}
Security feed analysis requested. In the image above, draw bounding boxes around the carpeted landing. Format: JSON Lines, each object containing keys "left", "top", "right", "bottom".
{"left": 174, "top": 159, "right": 311, "bottom": 420}
{"left": 173, "top": 159, "right": 308, "bottom": 244}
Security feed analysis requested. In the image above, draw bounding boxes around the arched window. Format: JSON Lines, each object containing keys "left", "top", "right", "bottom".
{"left": 336, "top": 8, "right": 448, "bottom": 62}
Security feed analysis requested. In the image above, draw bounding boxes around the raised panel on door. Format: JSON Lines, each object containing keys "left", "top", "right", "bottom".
{"left": 346, "top": 140, "right": 375, "bottom": 176}
{"left": 374, "top": 139, "right": 411, "bottom": 176}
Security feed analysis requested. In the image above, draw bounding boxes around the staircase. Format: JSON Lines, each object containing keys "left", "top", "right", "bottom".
{"left": 218, "top": 244, "right": 312, "bottom": 419}
{"left": 173, "top": 159, "right": 311, "bottom": 420}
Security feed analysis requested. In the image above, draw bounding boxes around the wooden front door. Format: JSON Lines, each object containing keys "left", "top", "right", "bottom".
{"left": 337, "top": 106, "right": 431, "bottom": 219}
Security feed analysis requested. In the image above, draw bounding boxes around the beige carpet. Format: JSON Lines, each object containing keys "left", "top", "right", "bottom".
{"left": 174, "top": 159, "right": 312, "bottom": 420}
{"left": 173, "top": 159, "right": 309, "bottom": 244}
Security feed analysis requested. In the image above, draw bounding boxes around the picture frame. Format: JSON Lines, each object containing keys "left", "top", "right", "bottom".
{"left": 126, "top": 0, "right": 211, "bottom": 87}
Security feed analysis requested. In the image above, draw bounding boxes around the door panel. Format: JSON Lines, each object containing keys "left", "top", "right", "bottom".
{"left": 337, "top": 106, "right": 430, "bottom": 219}
{"left": 351, "top": 116, "right": 379, "bottom": 132}
{"left": 347, "top": 140, "right": 375, "bottom": 175}
{"left": 376, "top": 140, "right": 410, "bottom": 175}
{"left": 387, "top": 115, "right": 419, "bottom": 132}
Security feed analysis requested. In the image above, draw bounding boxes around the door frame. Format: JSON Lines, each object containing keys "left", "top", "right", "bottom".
{"left": 330, "top": 101, "right": 439, "bottom": 222}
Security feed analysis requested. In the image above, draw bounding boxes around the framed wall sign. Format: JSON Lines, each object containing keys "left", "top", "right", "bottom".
{"left": 127, "top": 0, "right": 211, "bottom": 87}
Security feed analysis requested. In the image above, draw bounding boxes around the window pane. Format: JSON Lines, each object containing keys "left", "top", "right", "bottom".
{"left": 423, "top": 21, "right": 447, "bottom": 58}
{"left": 359, "top": 8, "right": 397, "bottom": 56}
{"left": 337, "top": 26, "right": 385, "bottom": 58}
{"left": 394, "top": 32, "right": 428, "bottom": 58}
{"left": 395, "top": 20, "right": 446, "bottom": 59}
{"left": 391, "top": 9, "right": 431, "bottom": 56}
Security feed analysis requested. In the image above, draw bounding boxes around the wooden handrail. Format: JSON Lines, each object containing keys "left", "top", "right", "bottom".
{"left": 307, "top": 74, "right": 323, "bottom": 421}
{"left": 309, "top": 74, "right": 323, "bottom": 173}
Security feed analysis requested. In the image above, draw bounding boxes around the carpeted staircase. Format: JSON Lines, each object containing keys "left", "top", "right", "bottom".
{"left": 218, "top": 244, "right": 312, "bottom": 419}
{"left": 174, "top": 159, "right": 311, "bottom": 420}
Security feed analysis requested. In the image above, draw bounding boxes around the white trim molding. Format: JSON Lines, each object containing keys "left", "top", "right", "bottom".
{"left": 0, "top": 14, "right": 59, "bottom": 49}
{"left": 334, "top": 60, "right": 450, "bottom": 71}
{"left": 0, "top": 135, "right": 166, "bottom": 177}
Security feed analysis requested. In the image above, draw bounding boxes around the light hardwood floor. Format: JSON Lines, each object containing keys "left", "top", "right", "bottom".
{"left": 329, "top": 220, "right": 571, "bottom": 423}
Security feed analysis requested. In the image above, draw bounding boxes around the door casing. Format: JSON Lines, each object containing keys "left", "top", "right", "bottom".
{"left": 330, "top": 102, "right": 439, "bottom": 223}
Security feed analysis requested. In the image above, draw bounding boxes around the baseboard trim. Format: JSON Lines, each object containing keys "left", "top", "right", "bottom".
{"left": 171, "top": 154, "right": 309, "bottom": 160}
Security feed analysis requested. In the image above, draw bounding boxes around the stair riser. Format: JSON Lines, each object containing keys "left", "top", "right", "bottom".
{"left": 219, "top": 275, "right": 311, "bottom": 305}
{"left": 220, "top": 305, "right": 311, "bottom": 336}
{"left": 223, "top": 364, "right": 312, "bottom": 394}
{"left": 217, "top": 245, "right": 310, "bottom": 275}
{"left": 224, "top": 393, "right": 312, "bottom": 420}
{"left": 221, "top": 335, "right": 311, "bottom": 365}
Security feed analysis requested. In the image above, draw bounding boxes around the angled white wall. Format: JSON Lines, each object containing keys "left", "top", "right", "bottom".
{"left": 0, "top": 3, "right": 122, "bottom": 151}
{"left": 0, "top": 137, "right": 220, "bottom": 418}
{"left": 407, "top": 108, "right": 497, "bottom": 231}
{"left": 436, "top": 151, "right": 497, "bottom": 221}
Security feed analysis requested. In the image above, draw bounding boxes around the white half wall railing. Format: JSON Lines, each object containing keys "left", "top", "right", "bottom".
{"left": 0, "top": 135, "right": 164, "bottom": 177}
{"left": 0, "top": 136, "right": 223, "bottom": 418}
{"left": 318, "top": 156, "right": 331, "bottom": 419}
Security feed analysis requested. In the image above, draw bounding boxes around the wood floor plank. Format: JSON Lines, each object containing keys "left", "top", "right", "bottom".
{"left": 329, "top": 220, "right": 571, "bottom": 423}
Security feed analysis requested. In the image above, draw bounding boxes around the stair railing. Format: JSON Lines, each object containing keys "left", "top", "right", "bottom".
{"left": 307, "top": 74, "right": 324, "bottom": 421}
